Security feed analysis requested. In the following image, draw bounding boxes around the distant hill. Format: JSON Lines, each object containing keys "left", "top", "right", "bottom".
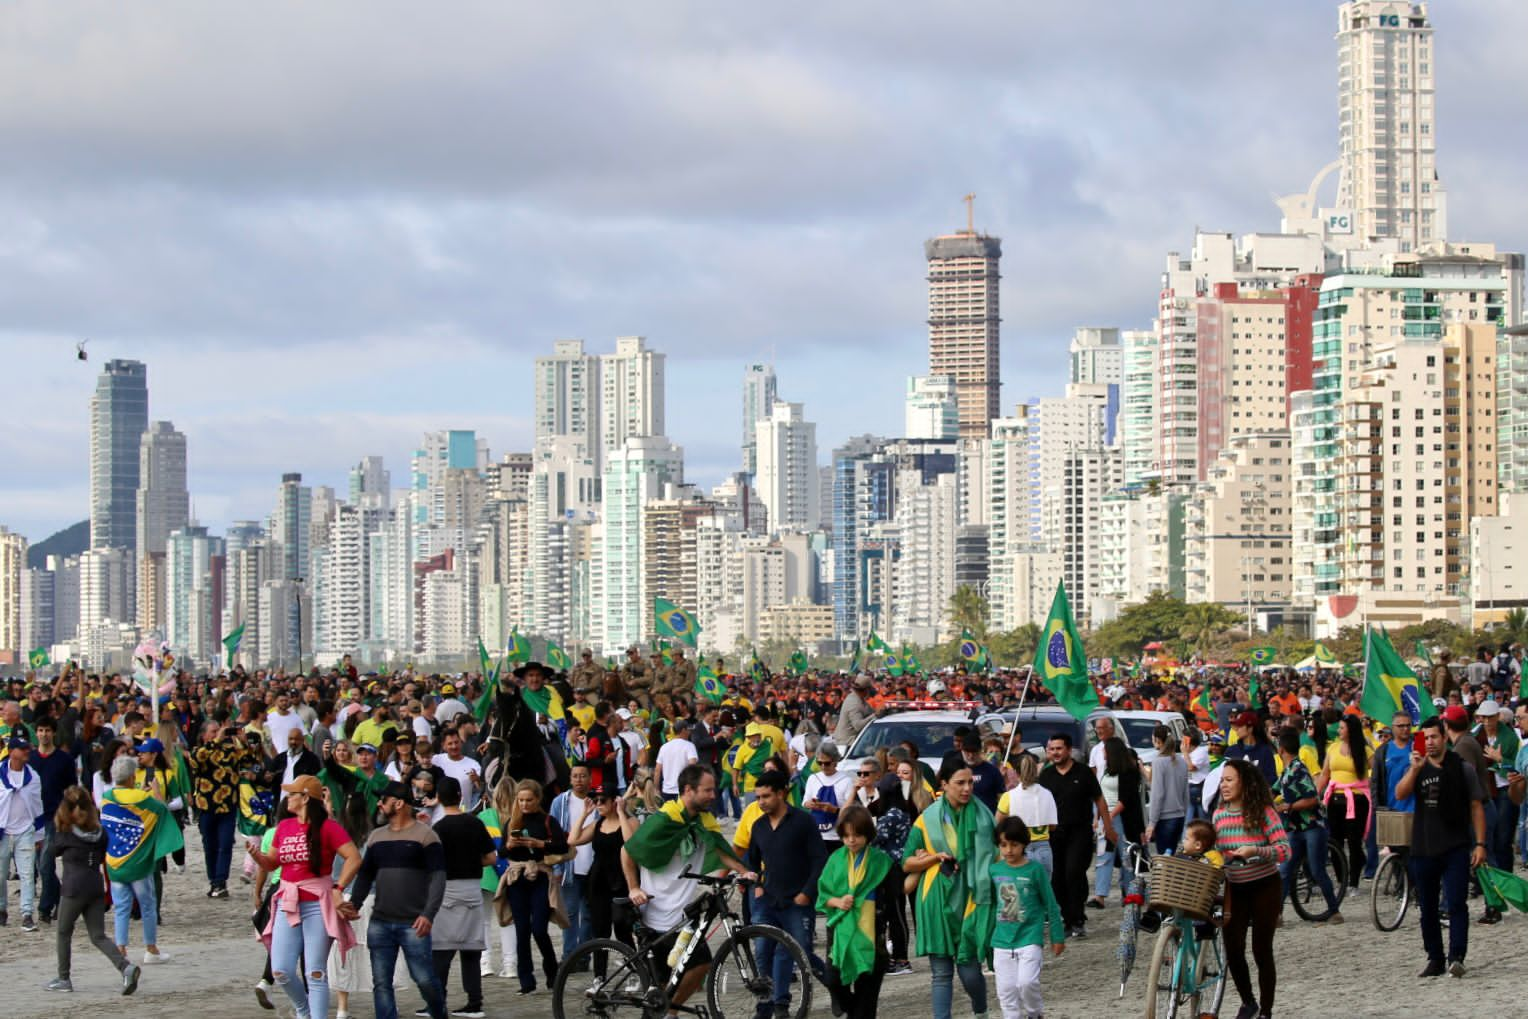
{"left": 26, "top": 520, "right": 90, "bottom": 569}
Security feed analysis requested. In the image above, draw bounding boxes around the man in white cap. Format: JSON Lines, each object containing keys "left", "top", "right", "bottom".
{"left": 1473, "top": 698, "right": 1518, "bottom": 906}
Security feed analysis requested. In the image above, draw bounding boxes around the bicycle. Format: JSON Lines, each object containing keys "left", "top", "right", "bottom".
{"left": 551, "top": 869, "right": 811, "bottom": 1019}
{"left": 1117, "top": 840, "right": 1153, "bottom": 997}
{"left": 1143, "top": 855, "right": 1227, "bottom": 1019}
{"left": 1288, "top": 840, "right": 1347, "bottom": 922}
{"left": 1370, "top": 845, "right": 1412, "bottom": 931}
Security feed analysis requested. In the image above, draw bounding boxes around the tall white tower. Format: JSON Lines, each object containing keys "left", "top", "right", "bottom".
{"left": 600, "top": 336, "right": 665, "bottom": 460}
{"left": 741, "top": 363, "right": 777, "bottom": 475}
{"left": 1335, "top": 1, "right": 1446, "bottom": 250}
{"left": 755, "top": 401, "right": 819, "bottom": 532}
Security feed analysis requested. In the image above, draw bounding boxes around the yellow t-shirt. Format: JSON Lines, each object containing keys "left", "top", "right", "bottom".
{"left": 351, "top": 718, "right": 389, "bottom": 750}
{"left": 1326, "top": 741, "right": 1369, "bottom": 785}
{"left": 733, "top": 800, "right": 765, "bottom": 855}
{"left": 567, "top": 703, "right": 595, "bottom": 731}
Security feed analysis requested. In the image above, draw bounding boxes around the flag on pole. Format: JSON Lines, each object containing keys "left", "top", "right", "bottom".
{"left": 478, "top": 637, "right": 494, "bottom": 679}
{"left": 1313, "top": 642, "right": 1338, "bottom": 665}
{"left": 884, "top": 652, "right": 904, "bottom": 677}
{"left": 546, "top": 640, "right": 571, "bottom": 672}
{"left": 654, "top": 598, "right": 701, "bottom": 648}
{"left": 848, "top": 643, "right": 862, "bottom": 674}
{"left": 959, "top": 629, "right": 982, "bottom": 665}
{"left": 901, "top": 644, "right": 922, "bottom": 676}
{"left": 788, "top": 650, "right": 810, "bottom": 676}
{"left": 506, "top": 629, "right": 531, "bottom": 665}
{"left": 1031, "top": 581, "right": 1100, "bottom": 722}
{"left": 27, "top": 648, "right": 49, "bottom": 670}
{"left": 1414, "top": 641, "right": 1434, "bottom": 667}
{"left": 1360, "top": 626, "right": 1435, "bottom": 724}
{"left": 222, "top": 623, "right": 246, "bottom": 658}
{"left": 1249, "top": 646, "right": 1276, "bottom": 666}
{"left": 866, "top": 631, "right": 890, "bottom": 654}
{"left": 695, "top": 661, "right": 726, "bottom": 704}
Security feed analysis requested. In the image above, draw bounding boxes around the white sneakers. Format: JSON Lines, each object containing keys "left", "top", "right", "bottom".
{"left": 142, "top": 949, "right": 172, "bottom": 965}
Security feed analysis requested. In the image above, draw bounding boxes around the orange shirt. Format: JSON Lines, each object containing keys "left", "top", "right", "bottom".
{"left": 1271, "top": 693, "right": 1301, "bottom": 718}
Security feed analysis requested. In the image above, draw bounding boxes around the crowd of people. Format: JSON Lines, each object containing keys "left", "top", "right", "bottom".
{"left": 0, "top": 637, "right": 1519, "bottom": 1019}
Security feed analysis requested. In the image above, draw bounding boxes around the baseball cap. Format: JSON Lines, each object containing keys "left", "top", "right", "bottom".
{"left": 380, "top": 780, "right": 411, "bottom": 803}
{"left": 1233, "top": 711, "right": 1258, "bottom": 729}
{"left": 281, "top": 775, "right": 325, "bottom": 798}
{"left": 7, "top": 735, "right": 31, "bottom": 751}
{"left": 135, "top": 738, "right": 165, "bottom": 754}
{"left": 357, "top": 743, "right": 379, "bottom": 755}
{"left": 745, "top": 722, "right": 764, "bottom": 737}
{"left": 1474, "top": 700, "right": 1501, "bottom": 718}
{"left": 441, "top": 683, "right": 456, "bottom": 695}
{"left": 1442, "top": 705, "right": 1468, "bottom": 725}
{"left": 615, "top": 708, "right": 633, "bottom": 720}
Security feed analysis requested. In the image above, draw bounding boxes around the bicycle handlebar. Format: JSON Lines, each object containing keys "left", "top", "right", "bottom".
{"left": 679, "top": 868, "right": 754, "bottom": 887}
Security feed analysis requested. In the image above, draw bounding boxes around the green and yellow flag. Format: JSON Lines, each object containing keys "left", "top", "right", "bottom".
{"left": 654, "top": 598, "right": 701, "bottom": 648}
{"left": 1360, "top": 626, "right": 1435, "bottom": 724}
{"left": 222, "top": 623, "right": 246, "bottom": 658}
{"left": 506, "top": 629, "right": 531, "bottom": 665}
{"left": 478, "top": 637, "right": 494, "bottom": 679}
{"left": 624, "top": 800, "right": 736, "bottom": 873}
{"left": 1313, "top": 642, "right": 1338, "bottom": 665}
{"left": 1031, "top": 581, "right": 1100, "bottom": 723}
{"left": 866, "top": 631, "right": 890, "bottom": 654}
{"left": 546, "top": 640, "right": 571, "bottom": 672}
{"left": 788, "top": 650, "right": 810, "bottom": 676}
{"left": 1249, "top": 646, "right": 1276, "bottom": 666}
{"left": 959, "top": 629, "right": 982, "bottom": 666}
{"left": 695, "top": 662, "right": 725, "bottom": 705}
{"left": 520, "top": 682, "right": 565, "bottom": 721}
{"left": 848, "top": 643, "right": 862, "bottom": 674}
{"left": 817, "top": 845, "right": 893, "bottom": 985}
{"left": 27, "top": 648, "right": 49, "bottom": 670}
{"left": 101, "top": 787, "right": 185, "bottom": 883}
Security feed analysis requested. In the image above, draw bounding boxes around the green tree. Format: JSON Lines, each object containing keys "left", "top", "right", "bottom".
{"left": 1087, "top": 591, "right": 1192, "bottom": 660}
{"left": 946, "top": 585, "right": 990, "bottom": 641}
{"left": 1177, "top": 602, "right": 1242, "bottom": 659}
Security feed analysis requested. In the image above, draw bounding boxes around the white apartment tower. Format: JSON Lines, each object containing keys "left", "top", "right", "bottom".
{"left": 1336, "top": 2, "right": 1446, "bottom": 251}
{"left": 601, "top": 337, "right": 665, "bottom": 459}
{"left": 136, "top": 421, "right": 189, "bottom": 632}
{"left": 0, "top": 528, "right": 25, "bottom": 657}
{"left": 905, "top": 376, "right": 959, "bottom": 441}
{"left": 535, "top": 340, "right": 601, "bottom": 459}
{"left": 741, "top": 363, "right": 778, "bottom": 475}
{"left": 1069, "top": 327, "right": 1123, "bottom": 386}
{"left": 755, "top": 401, "right": 819, "bottom": 532}
{"left": 599, "top": 437, "right": 683, "bottom": 653}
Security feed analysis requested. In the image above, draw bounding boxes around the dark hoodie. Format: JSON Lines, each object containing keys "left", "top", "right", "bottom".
{"left": 55, "top": 825, "right": 109, "bottom": 900}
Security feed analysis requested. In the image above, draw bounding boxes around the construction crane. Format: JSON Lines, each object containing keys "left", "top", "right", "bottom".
{"left": 962, "top": 193, "right": 976, "bottom": 235}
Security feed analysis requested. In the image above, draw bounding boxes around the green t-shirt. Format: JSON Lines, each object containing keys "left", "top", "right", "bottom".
{"left": 990, "top": 858, "right": 1064, "bottom": 950}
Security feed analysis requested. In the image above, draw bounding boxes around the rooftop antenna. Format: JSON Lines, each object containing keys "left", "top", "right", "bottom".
{"left": 962, "top": 193, "right": 975, "bottom": 235}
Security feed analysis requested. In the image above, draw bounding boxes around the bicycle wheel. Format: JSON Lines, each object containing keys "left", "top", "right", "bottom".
{"left": 1144, "top": 923, "right": 1185, "bottom": 1019}
{"left": 1290, "top": 845, "right": 1347, "bottom": 922}
{"left": 1370, "top": 852, "right": 1410, "bottom": 932}
{"left": 1190, "top": 927, "right": 1226, "bottom": 1018}
{"left": 553, "top": 938, "right": 662, "bottom": 1019}
{"left": 707, "top": 924, "right": 812, "bottom": 1019}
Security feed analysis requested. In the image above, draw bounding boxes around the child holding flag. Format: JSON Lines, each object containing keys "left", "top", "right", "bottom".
{"left": 817, "top": 804, "right": 890, "bottom": 1019}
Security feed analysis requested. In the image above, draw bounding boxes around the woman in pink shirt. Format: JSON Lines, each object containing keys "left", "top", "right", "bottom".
{"left": 250, "top": 775, "right": 362, "bottom": 1019}
{"left": 1212, "top": 759, "right": 1291, "bottom": 1019}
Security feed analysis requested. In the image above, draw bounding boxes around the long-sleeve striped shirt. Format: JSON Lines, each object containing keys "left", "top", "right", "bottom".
{"left": 1210, "top": 804, "right": 1290, "bottom": 883}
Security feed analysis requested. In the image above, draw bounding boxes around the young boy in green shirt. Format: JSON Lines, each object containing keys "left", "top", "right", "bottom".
{"left": 990, "top": 817, "right": 1064, "bottom": 1019}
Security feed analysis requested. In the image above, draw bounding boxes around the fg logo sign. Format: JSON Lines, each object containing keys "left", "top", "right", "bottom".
{"left": 1327, "top": 213, "right": 1353, "bottom": 234}
{"left": 1378, "top": 14, "right": 1400, "bottom": 27}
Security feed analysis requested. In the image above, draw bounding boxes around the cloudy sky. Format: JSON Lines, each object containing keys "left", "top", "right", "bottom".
{"left": 3, "top": 1, "right": 1525, "bottom": 543}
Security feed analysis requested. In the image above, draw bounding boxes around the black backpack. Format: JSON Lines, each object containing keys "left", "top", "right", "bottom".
{"left": 1493, "top": 653, "right": 1515, "bottom": 693}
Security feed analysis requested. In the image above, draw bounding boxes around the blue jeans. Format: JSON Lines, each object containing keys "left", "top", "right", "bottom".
{"left": 198, "top": 810, "right": 236, "bottom": 885}
{"left": 368, "top": 918, "right": 446, "bottom": 1019}
{"left": 1491, "top": 797, "right": 1517, "bottom": 872}
{"left": 0, "top": 831, "right": 39, "bottom": 918}
{"left": 561, "top": 873, "right": 590, "bottom": 959}
{"left": 1093, "top": 839, "right": 1135, "bottom": 900}
{"left": 1187, "top": 786, "right": 1206, "bottom": 823}
{"left": 1152, "top": 816, "right": 1185, "bottom": 858}
{"left": 1027, "top": 840, "right": 1054, "bottom": 878}
{"left": 110, "top": 875, "right": 157, "bottom": 948}
{"left": 1280, "top": 825, "right": 1339, "bottom": 913}
{"left": 928, "top": 954, "right": 987, "bottom": 1019}
{"left": 752, "top": 899, "right": 822, "bottom": 1010}
{"left": 271, "top": 898, "right": 333, "bottom": 1019}
{"left": 38, "top": 820, "right": 61, "bottom": 917}
{"left": 1411, "top": 846, "right": 1469, "bottom": 964}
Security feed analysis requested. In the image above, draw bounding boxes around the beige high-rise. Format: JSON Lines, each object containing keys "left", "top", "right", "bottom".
{"left": 927, "top": 229, "right": 1001, "bottom": 440}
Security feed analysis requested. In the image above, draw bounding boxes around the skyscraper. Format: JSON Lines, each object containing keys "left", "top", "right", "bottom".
{"left": 1335, "top": 1, "right": 1446, "bottom": 250}
{"left": 272, "top": 473, "right": 312, "bottom": 583}
{"left": 535, "top": 339, "right": 601, "bottom": 456}
{"left": 926, "top": 211, "right": 1001, "bottom": 441}
{"left": 741, "top": 363, "right": 777, "bottom": 475}
{"left": 136, "top": 421, "right": 189, "bottom": 630}
{"left": 601, "top": 336, "right": 665, "bottom": 460}
{"left": 89, "top": 359, "right": 148, "bottom": 552}
{"left": 754, "top": 401, "right": 819, "bottom": 532}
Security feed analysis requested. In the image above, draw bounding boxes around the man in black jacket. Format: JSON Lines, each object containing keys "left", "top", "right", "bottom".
{"left": 691, "top": 705, "right": 723, "bottom": 774}
{"left": 262, "top": 726, "right": 322, "bottom": 791}
{"left": 747, "top": 770, "right": 829, "bottom": 1018}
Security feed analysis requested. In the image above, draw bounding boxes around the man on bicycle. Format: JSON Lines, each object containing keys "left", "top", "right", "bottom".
{"left": 622, "top": 763, "right": 757, "bottom": 1015}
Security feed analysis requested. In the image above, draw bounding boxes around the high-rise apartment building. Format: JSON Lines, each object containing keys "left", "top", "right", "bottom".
{"left": 165, "top": 524, "right": 224, "bottom": 667}
{"left": 18, "top": 567, "right": 54, "bottom": 657}
{"left": 599, "top": 437, "right": 683, "bottom": 652}
{"left": 754, "top": 401, "right": 819, "bottom": 532}
{"left": 1183, "top": 432, "right": 1294, "bottom": 615}
{"left": 600, "top": 336, "right": 665, "bottom": 459}
{"left": 136, "top": 421, "right": 189, "bottom": 631}
{"left": 0, "top": 527, "right": 25, "bottom": 659}
{"left": 78, "top": 547, "right": 134, "bottom": 631}
{"left": 271, "top": 473, "right": 313, "bottom": 583}
{"left": 741, "top": 364, "right": 777, "bottom": 475}
{"left": 1120, "top": 329, "right": 1158, "bottom": 486}
{"left": 1500, "top": 323, "right": 1528, "bottom": 496}
{"left": 1335, "top": 2, "right": 1446, "bottom": 250}
{"left": 90, "top": 359, "right": 148, "bottom": 552}
{"left": 535, "top": 339, "right": 601, "bottom": 455}
{"left": 1068, "top": 328, "right": 1123, "bottom": 386}
{"left": 927, "top": 221, "right": 1002, "bottom": 441}
{"left": 904, "top": 376, "right": 959, "bottom": 441}
{"left": 348, "top": 456, "right": 390, "bottom": 509}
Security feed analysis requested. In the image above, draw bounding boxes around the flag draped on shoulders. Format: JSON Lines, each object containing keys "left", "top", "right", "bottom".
{"left": 622, "top": 799, "right": 734, "bottom": 873}
{"left": 238, "top": 780, "right": 275, "bottom": 837}
{"left": 902, "top": 797, "right": 995, "bottom": 965}
{"left": 817, "top": 845, "right": 891, "bottom": 985}
{"left": 101, "top": 787, "right": 184, "bottom": 883}
{"left": 520, "top": 683, "right": 565, "bottom": 721}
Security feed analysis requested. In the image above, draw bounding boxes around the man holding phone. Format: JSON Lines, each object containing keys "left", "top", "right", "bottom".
{"left": 1396, "top": 716, "right": 1487, "bottom": 979}
{"left": 189, "top": 720, "right": 259, "bottom": 899}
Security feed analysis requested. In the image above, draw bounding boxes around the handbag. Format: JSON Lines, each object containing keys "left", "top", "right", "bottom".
{"left": 492, "top": 869, "right": 516, "bottom": 927}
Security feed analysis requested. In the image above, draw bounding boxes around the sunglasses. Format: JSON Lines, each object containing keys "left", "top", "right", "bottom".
{"left": 858, "top": 770, "right": 876, "bottom": 777}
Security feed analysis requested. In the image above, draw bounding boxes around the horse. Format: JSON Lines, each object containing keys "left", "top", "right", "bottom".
{"left": 480, "top": 678, "right": 571, "bottom": 808}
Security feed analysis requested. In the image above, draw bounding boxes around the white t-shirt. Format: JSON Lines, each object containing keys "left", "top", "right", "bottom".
{"left": 435, "top": 698, "right": 470, "bottom": 727}
{"left": 655, "top": 739, "right": 699, "bottom": 794}
{"left": 413, "top": 715, "right": 434, "bottom": 743}
{"left": 619, "top": 730, "right": 646, "bottom": 764}
{"left": 563, "top": 793, "right": 596, "bottom": 876}
{"left": 997, "top": 783, "right": 1059, "bottom": 827}
{"left": 1186, "top": 745, "right": 1211, "bottom": 786}
{"left": 638, "top": 835, "right": 709, "bottom": 932}
{"left": 1088, "top": 741, "right": 1108, "bottom": 779}
{"left": 266, "top": 709, "right": 305, "bottom": 751}
{"left": 802, "top": 769, "right": 855, "bottom": 841}
{"left": 432, "top": 753, "right": 483, "bottom": 811}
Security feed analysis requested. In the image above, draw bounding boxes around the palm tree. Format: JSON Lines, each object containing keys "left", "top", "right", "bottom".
{"left": 1504, "top": 608, "right": 1528, "bottom": 647}
{"left": 1178, "top": 603, "right": 1239, "bottom": 659}
{"left": 946, "top": 585, "right": 990, "bottom": 641}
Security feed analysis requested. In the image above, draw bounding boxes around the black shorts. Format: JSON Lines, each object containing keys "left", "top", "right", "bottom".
{"left": 648, "top": 929, "right": 712, "bottom": 982}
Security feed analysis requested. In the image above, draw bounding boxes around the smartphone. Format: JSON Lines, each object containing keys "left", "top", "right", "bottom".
{"left": 1412, "top": 731, "right": 1427, "bottom": 755}
{"left": 938, "top": 857, "right": 959, "bottom": 877}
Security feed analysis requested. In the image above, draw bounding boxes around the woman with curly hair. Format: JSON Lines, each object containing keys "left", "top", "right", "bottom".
{"left": 1213, "top": 758, "right": 1292, "bottom": 1019}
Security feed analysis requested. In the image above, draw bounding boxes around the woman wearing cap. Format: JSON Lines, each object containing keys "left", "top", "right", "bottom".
{"left": 249, "top": 774, "right": 361, "bottom": 1019}
{"left": 134, "top": 738, "right": 186, "bottom": 920}
{"left": 1224, "top": 711, "right": 1278, "bottom": 788}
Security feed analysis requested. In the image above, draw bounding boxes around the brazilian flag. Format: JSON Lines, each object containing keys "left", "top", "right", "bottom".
{"left": 866, "top": 631, "right": 890, "bottom": 654}
{"left": 27, "top": 648, "right": 50, "bottom": 670}
{"left": 958, "top": 630, "right": 982, "bottom": 666}
{"left": 695, "top": 662, "right": 725, "bottom": 705}
{"left": 102, "top": 787, "right": 185, "bottom": 883}
{"left": 848, "top": 643, "right": 862, "bottom": 674}
{"left": 547, "top": 640, "right": 571, "bottom": 672}
{"left": 1031, "top": 581, "right": 1100, "bottom": 722}
{"left": 788, "top": 650, "right": 810, "bottom": 676}
{"left": 506, "top": 629, "right": 531, "bottom": 665}
{"left": 654, "top": 598, "right": 701, "bottom": 648}
{"left": 238, "top": 781, "right": 275, "bottom": 837}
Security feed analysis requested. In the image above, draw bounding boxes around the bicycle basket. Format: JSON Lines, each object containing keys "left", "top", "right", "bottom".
{"left": 1374, "top": 809, "right": 1413, "bottom": 848}
{"left": 1146, "top": 856, "right": 1223, "bottom": 921}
